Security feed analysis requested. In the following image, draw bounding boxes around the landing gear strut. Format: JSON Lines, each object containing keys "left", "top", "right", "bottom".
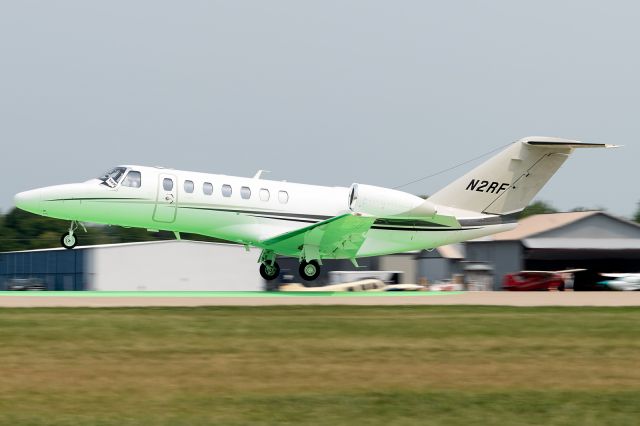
{"left": 61, "top": 221, "right": 85, "bottom": 250}
{"left": 299, "top": 260, "right": 321, "bottom": 281}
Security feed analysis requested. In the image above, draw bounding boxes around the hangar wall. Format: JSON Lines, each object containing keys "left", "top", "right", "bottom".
{"left": 416, "top": 250, "right": 462, "bottom": 284}
{"left": 465, "top": 241, "right": 523, "bottom": 289}
{"left": 87, "top": 241, "right": 264, "bottom": 291}
{"left": 379, "top": 253, "right": 417, "bottom": 284}
{"left": 0, "top": 248, "right": 85, "bottom": 290}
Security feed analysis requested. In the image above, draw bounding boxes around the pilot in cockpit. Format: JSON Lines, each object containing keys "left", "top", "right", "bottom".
{"left": 99, "top": 167, "right": 126, "bottom": 188}
{"left": 121, "top": 170, "right": 141, "bottom": 188}
{"left": 99, "top": 167, "right": 141, "bottom": 188}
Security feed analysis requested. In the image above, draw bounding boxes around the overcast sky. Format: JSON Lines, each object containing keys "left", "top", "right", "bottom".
{"left": 0, "top": 1, "right": 637, "bottom": 217}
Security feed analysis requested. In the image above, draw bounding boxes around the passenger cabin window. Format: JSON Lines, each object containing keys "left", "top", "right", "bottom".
{"left": 222, "top": 184, "right": 232, "bottom": 197}
{"left": 203, "top": 182, "right": 213, "bottom": 195}
{"left": 121, "top": 171, "right": 141, "bottom": 188}
{"left": 278, "top": 190, "right": 289, "bottom": 204}
{"left": 259, "top": 188, "right": 270, "bottom": 201}
{"left": 163, "top": 178, "right": 173, "bottom": 191}
{"left": 184, "top": 180, "right": 194, "bottom": 193}
{"left": 240, "top": 186, "right": 251, "bottom": 199}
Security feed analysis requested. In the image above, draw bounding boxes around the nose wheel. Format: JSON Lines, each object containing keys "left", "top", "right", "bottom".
{"left": 260, "top": 262, "right": 281, "bottom": 281}
{"left": 60, "top": 221, "right": 85, "bottom": 249}
{"left": 299, "top": 260, "right": 321, "bottom": 281}
{"left": 61, "top": 233, "right": 77, "bottom": 249}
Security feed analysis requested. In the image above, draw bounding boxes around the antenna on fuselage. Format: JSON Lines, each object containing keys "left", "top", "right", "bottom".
{"left": 253, "top": 170, "right": 271, "bottom": 179}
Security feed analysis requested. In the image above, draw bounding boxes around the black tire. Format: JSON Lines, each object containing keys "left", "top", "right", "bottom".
{"left": 299, "top": 260, "right": 321, "bottom": 281}
{"left": 61, "top": 233, "right": 77, "bottom": 249}
{"left": 260, "top": 262, "right": 280, "bottom": 281}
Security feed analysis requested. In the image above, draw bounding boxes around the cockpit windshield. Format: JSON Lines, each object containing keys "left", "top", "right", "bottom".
{"left": 99, "top": 167, "right": 127, "bottom": 188}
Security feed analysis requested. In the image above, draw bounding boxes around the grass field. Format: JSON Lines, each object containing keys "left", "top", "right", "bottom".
{"left": 1, "top": 306, "right": 639, "bottom": 425}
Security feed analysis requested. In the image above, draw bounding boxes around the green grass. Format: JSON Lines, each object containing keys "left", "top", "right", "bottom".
{"left": 0, "top": 306, "right": 639, "bottom": 425}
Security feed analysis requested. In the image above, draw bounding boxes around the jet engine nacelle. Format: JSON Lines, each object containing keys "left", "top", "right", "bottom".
{"left": 348, "top": 184, "right": 437, "bottom": 218}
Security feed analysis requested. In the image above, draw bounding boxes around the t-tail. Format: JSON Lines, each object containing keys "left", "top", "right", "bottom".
{"left": 428, "top": 136, "right": 618, "bottom": 216}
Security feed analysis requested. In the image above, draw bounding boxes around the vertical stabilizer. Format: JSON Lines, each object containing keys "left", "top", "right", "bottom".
{"left": 427, "top": 137, "right": 617, "bottom": 215}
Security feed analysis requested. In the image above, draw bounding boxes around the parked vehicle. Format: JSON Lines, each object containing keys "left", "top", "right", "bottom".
{"left": 6, "top": 278, "right": 46, "bottom": 291}
{"left": 503, "top": 271, "right": 566, "bottom": 291}
{"left": 503, "top": 269, "right": 586, "bottom": 291}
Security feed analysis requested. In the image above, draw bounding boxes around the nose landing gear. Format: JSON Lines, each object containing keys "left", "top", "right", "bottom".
{"left": 61, "top": 233, "right": 77, "bottom": 249}
{"left": 61, "top": 221, "right": 86, "bottom": 250}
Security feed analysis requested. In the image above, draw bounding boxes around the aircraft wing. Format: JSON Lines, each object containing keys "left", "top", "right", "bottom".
{"left": 259, "top": 213, "right": 377, "bottom": 260}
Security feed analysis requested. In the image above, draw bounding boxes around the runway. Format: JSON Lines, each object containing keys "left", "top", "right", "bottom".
{"left": 1, "top": 291, "right": 640, "bottom": 307}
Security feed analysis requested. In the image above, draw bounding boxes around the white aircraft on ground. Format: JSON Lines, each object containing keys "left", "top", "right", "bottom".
{"left": 14, "top": 137, "right": 616, "bottom": 281}
{"left": 599, "top": 273, "right": 640, "bottom": 291}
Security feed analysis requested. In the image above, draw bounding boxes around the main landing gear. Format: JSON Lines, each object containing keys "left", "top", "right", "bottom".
{"left": 299, "top": 260, "right": 321, "bottom": 281}
{"left": 61, "top": 221, "right": 85, "bottom": 250}
{"left": 259, "top": 259, "right": 322, "bottom": 281}
{"left": 258, "top": 250, "right": 322, "bottom": 282}
{"left": 259, "top": 249, "right": 280, "bottom": 281}
{"left": 259, "top": 262, "right": 281, "bottom": 281}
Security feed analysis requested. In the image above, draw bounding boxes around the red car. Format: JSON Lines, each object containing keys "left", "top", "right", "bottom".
{"left": 503, "top": 271, "right": 566, "bottom": 291}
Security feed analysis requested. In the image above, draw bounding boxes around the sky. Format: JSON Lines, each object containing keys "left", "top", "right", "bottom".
{"left": 0, "top": 1, "right": 638, "bottom": 217}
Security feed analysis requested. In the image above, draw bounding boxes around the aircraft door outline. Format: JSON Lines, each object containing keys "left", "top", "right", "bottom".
{"left": 153, "top": 173, "right": 178, "bottom": 223}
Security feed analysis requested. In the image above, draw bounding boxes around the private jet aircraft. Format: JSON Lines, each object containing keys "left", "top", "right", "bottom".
{"left": 14, "top": 137, "right": 616, "bottom": 281}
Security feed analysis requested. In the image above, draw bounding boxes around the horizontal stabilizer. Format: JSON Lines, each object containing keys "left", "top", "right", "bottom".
{"left": 524, "top": 137, "right": 620, "bottom": 149}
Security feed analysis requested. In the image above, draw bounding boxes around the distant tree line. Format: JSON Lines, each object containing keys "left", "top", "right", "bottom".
{"left": 0, "top": 208, "right": 223, "bottom": 252}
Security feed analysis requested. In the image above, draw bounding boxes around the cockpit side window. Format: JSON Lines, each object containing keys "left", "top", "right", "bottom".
{"left": 99, "top": 167, "right": 127, "bottom": 188}
{"left": 121, "top": 171, "right": 142, "bottom": 188}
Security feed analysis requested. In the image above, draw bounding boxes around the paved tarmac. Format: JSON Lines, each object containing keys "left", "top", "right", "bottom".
{"left": 1, "top": 291, "right": 640, "bottom": 307}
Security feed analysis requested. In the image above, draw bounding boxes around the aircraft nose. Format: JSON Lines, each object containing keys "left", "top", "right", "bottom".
{"left": 14, "top": 189, "right": 43, "bottom": 214}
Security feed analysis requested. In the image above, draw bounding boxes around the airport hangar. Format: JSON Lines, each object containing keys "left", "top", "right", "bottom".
{"left": 464, "top": 211, "right": 640, "bottom": 290}
{"left": 0, "top": 241, "right": 265, "bottom": 291}
{"left": 2, "top": 211, "right": 640, "bottom": 291}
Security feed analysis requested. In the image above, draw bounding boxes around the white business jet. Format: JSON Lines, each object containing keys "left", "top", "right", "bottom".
{"left": 14, "top": 137, "right": 616, "bottom": 281}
